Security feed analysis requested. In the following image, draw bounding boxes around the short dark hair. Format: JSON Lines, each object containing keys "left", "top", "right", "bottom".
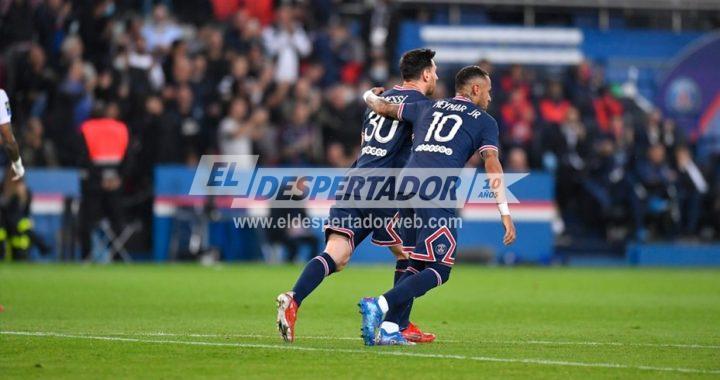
{"left": 399, "top": 48, "right": 436, "bottom": 81}
{"left": 455, "top": 65, "right": 489, "bottom": 91}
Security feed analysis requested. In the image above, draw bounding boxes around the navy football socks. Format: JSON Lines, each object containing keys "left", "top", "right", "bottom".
{"left": 383, "top": 265, "right": 449, "bottom": 324}
{"left": 385, "top": 268, "right": 414, "bottom": 326}
{"left": 394, "top": 259, "right": 409, "bottom": 284}
{"left": 383, "top": 270, "right": 436, "bottom": 323}
{"left": 397, "top": 299, "right": 414, "bottom": 330}
{"left": 291, "top": 252, "right": 337, "bottom": 306}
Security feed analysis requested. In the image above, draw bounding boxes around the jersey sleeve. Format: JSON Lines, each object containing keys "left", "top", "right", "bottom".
{"left": 398, "top": 99, "right": 431, "bottom": 124}
{"left": 0, "top": 90, "right": 11, "bottom": 125}
{"left": 476, "top": 116, "right": 500, "bottom": 154}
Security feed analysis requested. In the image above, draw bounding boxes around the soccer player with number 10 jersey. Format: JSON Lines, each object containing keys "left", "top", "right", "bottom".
{"left": 359, "top": 65, "right": 517, "bottom": 345}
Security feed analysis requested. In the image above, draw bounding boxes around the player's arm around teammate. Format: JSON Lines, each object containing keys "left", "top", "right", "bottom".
{"left": 362, "top": 87, "right": 400, "bottom": 120}
{"left": 0, "top": 89, "right": 24, "bottom": 180}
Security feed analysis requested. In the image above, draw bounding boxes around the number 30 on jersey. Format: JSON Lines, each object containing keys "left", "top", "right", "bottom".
{"left": 364, "top": 112, "right": 399, "bottom": 144}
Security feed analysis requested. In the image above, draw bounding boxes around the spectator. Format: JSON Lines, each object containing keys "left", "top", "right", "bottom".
{"left": 593, "top": 86, "right": 623, "bottom": 133}
{"left": 204, "top": 28, "right": 229, "bottom": 87}
{"left": 218, "top": 97, "right": 255, "bottom": 168}
{"left": 550, "top": 107, "right": 590, "bottom": 228}
{"left": 58, "top": 34, "right": 84, "bottom": 71}
{"left": 279, "top": 102, "right": 321, "bottom": 165}
{"left": 582, "top": 137, "right": 641, "bottom": 239}
{"left": 364, "top": 0, "right": 396, "bottom": 58}
{"left": 225, "top": 10, "right": 263, "bottom": 56}
{"left": 45, "top": 59, "right": 92, "bottom": 165}
{"left": 262, "top": 5, "right": 311, "bottom": 84}
{"left": 499, "top": 64, "right": 531, "bottom": 101}
{"left": 141, "top": 4, "right": 183, "bottom": 54}
{"left": 33, "top": 0, "right": 72, "bottom": 63}
{"left": 635, "top": 144, "right": 679, "bottom": 238}
{"left": 501, "top": 87, "right": 535, "bottom": 149}
{"left": 316, "top": 84, "right": 361, "bottom": 159}
{"left": 567, "top": 59, "right": 597, "bottom": 120}
{"left": 164, "top": 85, "right": 202, "bottom": 165}
{"left": 76, "top": 0, "right": 114, "bottom": 68}
{"left": 314, "top": 19, "right": 365, "bottom": 86}
{"left": 367, "top": 55, "right": 390, "bottom": 86}
{"left": 127, "top": 36, "right": 164, "bottom": 96}
{"left": 539, "top": 81, "right": 571, "bottom": 125}
{"left": 135, "top": 96, "right": 166, "bottom": 169}
{"left": 0, "top": 0, "right": 35, "bottom": 48}
{"left": 13, "top": 45, "right": 57, "bottom": 124}
{"left": 21, "top": 117, "right": 59, "bottom": 167}
{"left": 635, "top": 109, "right": 669, "bottom": 158}
{"left": 675, "top": 146, "right": 707, "bottom": 236}
{"left": 281, "top": 78, "right": 321, "bottom": 123}
{"left": 506, "top": 147, "right": 529, "bottom": 172}
{"left": 163, "top": 40, "right": 188, "bottom": 85}
{"left": 608, "top": 115, "right": 633, "bottom": 155}
{"left": 248, "top": 108, "right": 277, "bottom": 165}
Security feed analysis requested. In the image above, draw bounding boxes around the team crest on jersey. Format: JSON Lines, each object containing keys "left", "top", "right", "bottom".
{"left": 435, "top": 243, "right": 447, "bottom": 255}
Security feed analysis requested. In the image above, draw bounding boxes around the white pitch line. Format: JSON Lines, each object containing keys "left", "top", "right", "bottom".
{"left": 52, "top": 331, "right": 720, "bottom": 350}
{"left": 2, "top": 331, "right": 719, "bottom": 375}
{"left": 519, "top": 339, "right": 720, "bottom": 350}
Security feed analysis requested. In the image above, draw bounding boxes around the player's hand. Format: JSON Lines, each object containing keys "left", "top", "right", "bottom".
{"left": 370, "top": 87, "right": 385, "bottom": 95}
{"left": 501, "top": 215, "right": 516, "bottom": 246}
{"left": 11, "top": 159, "right": 24, "bottom": 181}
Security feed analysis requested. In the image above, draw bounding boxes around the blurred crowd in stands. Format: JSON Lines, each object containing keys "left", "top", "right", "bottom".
{"left": 1, "top": 0, "right": 719, "bottom": 249}
{"left": 479, "top": 61, "right": 719, "bottom": 243}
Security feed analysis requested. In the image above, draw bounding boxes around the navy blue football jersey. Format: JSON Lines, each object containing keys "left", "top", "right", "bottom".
{"left": 355, "top": 86, "right": 428, "bottom": 169}
{"left": 399, "top": 95, "right": 499, "bottom": 169}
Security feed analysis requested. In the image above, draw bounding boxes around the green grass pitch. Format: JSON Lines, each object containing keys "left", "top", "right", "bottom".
{"left": 1, "top": 263, "right": 719, "bottom": 379}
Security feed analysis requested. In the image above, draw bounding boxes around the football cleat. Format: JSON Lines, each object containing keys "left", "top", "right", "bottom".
{"left": 402, "top": 322, "right": 436, "bottom": 343}
{"left": 377, "top": 327, "right": 416, "bottom": 346}
{"left": 358, "top": 297, "right": 384, "bottom": 346}
{"left": 276, "top": 292, "right": 298, "bottom": 343}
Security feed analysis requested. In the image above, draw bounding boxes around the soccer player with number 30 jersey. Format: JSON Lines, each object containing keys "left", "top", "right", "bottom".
{"left": 276, "top": 49, "right": 439, "bottom": 344}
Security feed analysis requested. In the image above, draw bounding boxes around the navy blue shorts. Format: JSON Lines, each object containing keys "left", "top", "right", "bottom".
{"left": 324, "top": 206, "right": 401, "bottom": 251}
{"left": 398, "top": 207, "right": 458, "bottom": 266}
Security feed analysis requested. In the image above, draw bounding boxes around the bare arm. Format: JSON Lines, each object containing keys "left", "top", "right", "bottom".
{"left": 482, "top": 149, "right": 516, "bottom": 245}
{"left": 0, "top": 123, "right": 20, "bottom": 162}
{"left": 1, "top": 122, "right": 24, "bottom": 180}
{"left": 362, "top": 87, "right": 401, "bottom": 120}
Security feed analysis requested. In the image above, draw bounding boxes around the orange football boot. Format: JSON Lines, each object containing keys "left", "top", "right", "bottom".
{"left": 276, "top": 292, "right": 298, "bottom": 342}
{"left": 402, "top": 322, "right": 436, "bottom": 343}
